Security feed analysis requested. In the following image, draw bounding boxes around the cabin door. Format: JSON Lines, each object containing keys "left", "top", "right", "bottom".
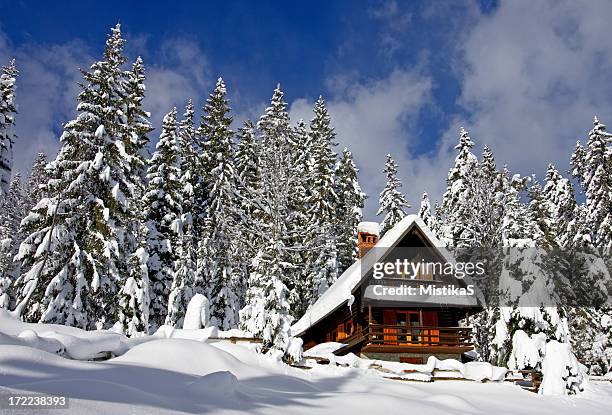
{"left": 422, "top": 311, "right": 439, "bottom": 345}
{"left": 382, "top": 310, "right": 397, "bottom": 344}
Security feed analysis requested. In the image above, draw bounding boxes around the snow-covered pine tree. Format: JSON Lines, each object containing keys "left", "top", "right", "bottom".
{"left": 570, "top": 141, "right": 587, "bottom": 193}
{"left": 123, "top": 56, "right": 152, "bottom": 186}
{"left": 196, "top": 78, "right": 240, "bottom": 329}
{"left": 528, "top": 178, "right": 555, "bottom": 248}
{"left": 440, "top": 128, "right": 478, "bottom": 247}
{"left": 472, "top": 145, "right": 506, "bottom": 247}
{"left": 233, "top": 120, "right": 261, "bottom": 308}
{"left": 307, "top": 97, "right": 338, "bottom": 224}
{"left": 26, "top": 153, "right": 49, "bottom": 208}
{"left": 240, "top": 246, "right": 293, "bottom": 353}
{"left": 0, "top": 59, "right": 17, "bottom": 201}
{"left": 235, "top": 120, "right": 260, "bottom": 194}
{"left": 418, "top": 192, "right": 435, "bottom": 230}
{"left": 569, "top": 117, "right": 612, "bottom": 376}
{"left": 116, "top": 55, "right": 154, "bottom": 335}
{"left": 283, "top": 118, "right": 314, "bottom": 316}
{"left": 144, "top": 108, "right": 183, "bottom": 330}
{"left": 0, "top": 154, "right": 48, "bottom": 310}
{"left": 334, "top": 147, "right": 365, "bottom": 274}
{"left": 541, "top": 164, "right": 576, "bottom": 248}
{"left": 239, "top": 85, "right": 296, "bottom": 351}
{"left": 499, "top": 168, "right": 543, "bottom": 246}
{"left": 0, "top": 173, "right": 27, "bottom": 308}
{"left": 305, "top": 97, "right": 340, "bottom": 298}
{"left": 118, "top": 244, "right": 150, "bottom": 335}
{"left": 579, "top": 117, "right": 612, "bottom": 252}
{"left": 13, "top": 24, "right": 135, "bottom": 328}
{"left": 165, "top": 100, "right": 202, "bottom": 327}
{"left": 166, "top": 224, "right": 198, "bottom": 328}
{"left": 377, "top": 154, "right": 410, "bottom": 236}
{"left": 432, "top": 200, "right": 443, "bottom": 237}
{"left": 458, "top": 145, "right": 505, "bottom": 362}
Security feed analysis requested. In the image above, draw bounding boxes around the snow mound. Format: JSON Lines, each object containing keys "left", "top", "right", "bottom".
{"left": 154, "top": 324, "right": 253, "bottom": 342}
{"left": 0, "top": 309, "right": 147, "bottom": 360}
{"left": 185, "top": 371, "right": 238, "bottom": 396}
{"left": 462, "top": 361, "right": 508, "bottom": 382}
{"left": 16, "top": 329, "right": 65, "bottom": 355}
{"left": 304, "top": 352, "right": 508, "bottom": 382}
{"left": 303, "top": 341, "right": 346, "bottom": 356}
{"left": 111, "top": 339, "right": 245, "bottom": 377}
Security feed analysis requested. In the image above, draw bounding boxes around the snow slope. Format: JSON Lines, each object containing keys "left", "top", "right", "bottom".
{"left": 1, "top": 312, "right": 612, "bottom": 414}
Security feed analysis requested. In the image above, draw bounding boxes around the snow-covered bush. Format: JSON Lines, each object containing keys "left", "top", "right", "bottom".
{"left": 539, "top": 341, "right": 586, "bottom": 395}
{"left": 183, "top": 293, "right": 210, "bottom": 330}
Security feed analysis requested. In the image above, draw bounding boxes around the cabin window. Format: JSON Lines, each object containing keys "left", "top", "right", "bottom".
{"left": 326, "top": 328, "right": 338, "bottom": 342}
{"left": 345, "top": 320, "right": 353, "bottom": 336}
{"left": 337, "top": 323, "right": 346, "bottom": 340}
{"left": 415, "top": 268, "right": 434, "bottom": 281}
{"left": 396, "top": 311, "right": 420, "bottom": 342}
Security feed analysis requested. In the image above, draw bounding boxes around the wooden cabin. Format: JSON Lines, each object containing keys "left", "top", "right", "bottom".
{"left": 292, "top": 215, "right": 481, "bottom": 363}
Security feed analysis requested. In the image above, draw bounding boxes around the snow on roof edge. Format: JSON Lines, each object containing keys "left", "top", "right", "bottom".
{"left": 291, "top": 215, "right": 452, "bottom": 336}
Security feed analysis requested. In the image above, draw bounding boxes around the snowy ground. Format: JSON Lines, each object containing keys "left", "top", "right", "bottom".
{"left": 1, "top": 312, "right": 612, "bottom": 415}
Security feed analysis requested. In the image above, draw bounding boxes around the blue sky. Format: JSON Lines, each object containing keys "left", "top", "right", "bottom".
{"left": 1, "top": 0, "right": 612, "bottom": 218}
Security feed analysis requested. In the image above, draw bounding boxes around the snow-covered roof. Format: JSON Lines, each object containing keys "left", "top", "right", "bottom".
{"left": 292, "top": 215, "right": 459, "bottom": 336}
{"left": 357, "top": 221, "right": 380, "bottom": 236}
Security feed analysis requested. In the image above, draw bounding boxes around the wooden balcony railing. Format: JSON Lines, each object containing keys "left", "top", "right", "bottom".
{"left": 366, "top": 324, "right": 472, "bottom": 347}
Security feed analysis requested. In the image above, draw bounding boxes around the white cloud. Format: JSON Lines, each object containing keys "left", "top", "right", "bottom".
{"left": 0, "top": 32, "right": 92, "bottom": 176}
{"left": 290, "top": 69, "right": 433, "bottom": 219}
{"left": 452, "top": 0, "right": 612, "bottom": 180}
{"left": 144, "top": 38, "right": 212, "bottom": 130}
{"left": 351, "top": 0, "right": 612, "bottom": 221}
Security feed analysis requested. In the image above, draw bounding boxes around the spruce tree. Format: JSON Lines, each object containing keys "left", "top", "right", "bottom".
{"left": 117, "top": 55, "right": 153, "bottom": 335}
{"left": 197, "top": 78, "right": 239, "bottom": 329}
{"left": 235, "top": 120, "right": 260, "bottom": 194}
{"left": 580, "top": 117, "right": 612, "bottom": 252}
{"left": 285, "top": 118, "right": 314, "bottom": 315}
{"left": 499, "top": 168, "right": 543, "bottom": 246}
{"left": 440, "top": 128, "right": 478, "bottom": 247}
{"left": 334, "top": 148, "right": 365, "bottom": 274}
{"left": 377, "top": 154, "right": 410, "bottom": 236}
{"left": 0, "top": 173, "right": 27, "bottom": 308}
{"left": 527, "top": 178, "right": 555, "bottom": 248}
{"left": 166, "top": 225, "right": 198, "bottom": 328}
{"left": 569, "top": 117, "right": 612, "bottom": 375}
{"left": 418, "top": 192, "right": 434, "bottom": 229}
{"left": 143, "top": 108, "right": 183, "bottom": 330}
{"left": 239, "top": 85, "right": 296, "bottom": 350}
{"left": 26, "top": 153, "right": 49, "bottom": 207}
{"left": 0, "top": 59, "right": 17, "bottom": 200}
{"left": 240, "top": 247, "right": 293, "bottom": 353}
{"left": 13, "top": 24, "right": 135, "bottom": 328}
{"left": 118, "top": 245, "right": 150, "bottom": 335}
{"left": 0, "top": 155, "right": 48, "bottom": 310}
{"left": 166, "top": 100, "right": 202, "bottom": 327}
{"left": 541, "top": 164, "right": 576, "bottom": 248}
{"left": 233, "top": 120, "right": 261, "bottom": 308}
{"left": 307, "top": 97, "right": 337, "bottom": 224}
{"left": 305, "top": 98, "right": 340, "bottom": 298}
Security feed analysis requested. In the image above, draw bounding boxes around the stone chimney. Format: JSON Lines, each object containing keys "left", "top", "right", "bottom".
{"left": 357, "top": 222, "right": 379, "bottom": 258}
